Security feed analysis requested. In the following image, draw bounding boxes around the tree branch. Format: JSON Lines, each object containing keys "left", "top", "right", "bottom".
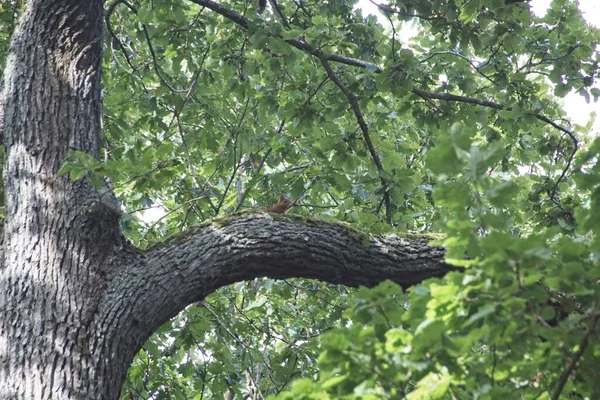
{"left": 185, "top": 0, "right": 577, "bottom": 194}
{"left": 187, "top": 0, "right": 382, "bottom": 72}
{"left": 0, "top": 78, "right": 4, "bottom": 144}
{"left": 418, "top": 51, "right": 499, "bottom": 86}
{"left": 233, "top": 120, "right": 282, "bottom": 212}
{"left": 105, "top": 0, "right": 138, "bottom": 75}
{"left": 320, "top": 59, "right": 392, "bottom": 224}
{"left": 187, "top": 0, "right": 574, "bottom": 142}
{"left": 100, "top": 213, "right": 452, "bottom": 369}
{"left": 115, "top": 0, "right": 188, "bottom": 93}
{"left": 551, "top": 301, "right": 600, "bottom": 400}
{"left": 412, "top": 88, "right": 578, "bottom": 192}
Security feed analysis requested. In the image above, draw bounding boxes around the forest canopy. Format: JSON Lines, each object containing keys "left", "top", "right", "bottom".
{"left": 1, "top": 0, "right": 600, "bottom": 398}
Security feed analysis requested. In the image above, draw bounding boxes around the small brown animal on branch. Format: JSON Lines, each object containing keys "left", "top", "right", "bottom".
{"left": 265, "top": 195, "right": 293, "bottom": 213}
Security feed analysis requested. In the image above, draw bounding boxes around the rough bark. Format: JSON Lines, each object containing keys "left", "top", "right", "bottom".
{"left": 0, "top": 1, "right": 454, "bottom": 399}
{"left": 0, "top": 0, "right": 122, "bottom": 398}
{"left": 95, "top": 213, "right": 450, "bottom": 397}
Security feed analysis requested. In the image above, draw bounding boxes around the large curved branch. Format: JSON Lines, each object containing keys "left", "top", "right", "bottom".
{"left": 95, "top": 213, "right": 452, "bottom": 375}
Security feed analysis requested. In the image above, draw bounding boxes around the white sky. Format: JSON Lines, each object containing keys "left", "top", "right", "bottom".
{"left": 357, "top": 0, "right": 600, "bottom": 133}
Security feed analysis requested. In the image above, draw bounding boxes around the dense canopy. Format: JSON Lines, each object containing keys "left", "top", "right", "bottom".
{"left": 1, "top": 0, "right": 600, "bottom": 398}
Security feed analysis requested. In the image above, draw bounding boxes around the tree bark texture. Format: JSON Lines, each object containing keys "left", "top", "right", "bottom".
{"left": 0, "top": 0, "right": 121, "bottom": 398}
{"left": 0, "top": 1, "right": 454, "bottom": 399}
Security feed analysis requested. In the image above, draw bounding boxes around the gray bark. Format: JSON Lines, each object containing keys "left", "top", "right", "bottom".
{"left": 0, "top": 0, "right": 120, "bottom": 398}
{"left": 0, "top": 1, "right": 453, "bottom": 399}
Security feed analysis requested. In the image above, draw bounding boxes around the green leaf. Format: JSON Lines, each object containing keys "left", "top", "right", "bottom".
{"left": 464, "top": 304, "right": 496, "bottom": 327}
{"left": 485, "top": 181, "right": 519, "bottom": 207}
{"left": 137, "top": 5, "right": 153, "bottom": 24}
{"left": 433, "top": 182, "right": 472, "bottom": 208}
{"left": 425, "top": 143, "right": 462, "bottom": 175}
{"left": 407, "top": 372, "right": 450, "bottom": 400}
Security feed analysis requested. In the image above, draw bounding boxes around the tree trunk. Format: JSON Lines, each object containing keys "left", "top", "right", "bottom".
{"left": 0, "top": 1, "right": 454, "bottom": 399}
{"left": 0, "top": 0, "right": 122, "bottom": 398}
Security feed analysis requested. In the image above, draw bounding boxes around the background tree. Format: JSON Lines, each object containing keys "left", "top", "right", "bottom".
{"left": 0, "top": 0, "right": 599, "bottom": 399}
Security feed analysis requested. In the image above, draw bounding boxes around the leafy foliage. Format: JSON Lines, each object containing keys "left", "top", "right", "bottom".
{"left": 108, "top": 0, "right": 600, "bottom": 398}
{"left": 3, "top": 0, "right": 599, "bottom": 398}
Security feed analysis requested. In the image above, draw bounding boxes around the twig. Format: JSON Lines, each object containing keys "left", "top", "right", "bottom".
{"left": 551, "top": 302, "right": 600, "bottom": 400}
{"left": 538, "top": 117, "right": 577, "bottom": 201}
{"left": 116, "top": 0, "right": 188, "bottom": 93}
{"left": 140, "top": 193, "right": 213, "bottom": 243}
{"left": 234, "top": 120, "right": 285, "bottom": 211}
{"left": 367, "top": 0, "right": 445, "bottom": 22}
{"left": 141, "top": 24, "right": 187, "bottom": 93}
{"left": 490, "top": 345, "right": 497, "bottom": 386}
{"left": 215, "top": 99, "right": 252, "bottom": 215}
{"left": 234, "top": 148, "right": 272, "bottom": 212}
{"left": 268, "top": 0, "right": 290, "bottom": 29}
{"left": 0, "top": 78, "right": 4, "bottom": 144}
{"left": 411, "top": 88, "right": 505, "bottom": 110}
{"left": 187, "top": 0, "right": 382, "bottom": 72}
{"left": 419, "top": 50, "right": 498, "bottom": 86}
{"left": 175, "top": 71, "right": 206, "bottom": 191}
{"left": 319, "top": 59, "right": 392, "bottom": 223}
{"left": 105, "top": 0, "right": 137, "bottom": 74}
{"left": 412, "top": 88, "right": 578, "bottom": 191}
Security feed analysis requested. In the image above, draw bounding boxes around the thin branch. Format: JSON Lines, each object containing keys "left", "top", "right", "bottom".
{"left": 215, "top": 99, "right": 252, "bottom": 215}
{"left": 0, "top": 78, "right": 4, "bottom": 144}
{"left": 412, "top": 88, "right": 578, "bottom": 191}
{"left": 176, "top": 70, "right": 205, "bottom": 188}
{"left": 282, "top": 164, "right": 310, "bottom": 174}
{"left": 302, "top": 77, "right": 330, "bottom": 107}
{"left": 116, "top": 0, "right": 188, "bottom": 93}
{"left": 187, "top": 0, "right": 382, "bottom": 72}
{"left": 368, "top": 0, "right": 445, "bottom": 22}
{"left": 140, "top": 191, "right": 216, "bottom": 243}
{"left": 141, "top": 24, "right": 187, "bottom": 93}
{"left": 540, "top": 116, "right": 578, "bottom": 200}
{"left": 105, "top": 0, "right": 137, "bottom": 74}
{"left": 412, "top": 86, "right": 575, "bottom": 143}
{"left": 234, "top": 120, "right": 285, "bottom": 212}
{"left": 368, "top": 0, "right": 397, "bottom": 59}
{"left": 234, "top": 148, "right": 272, "bottom": 211}
{"left": 268, "top": 0, "right": 290, "bottom": 29}
{"left": 182, "top": 0, "right": 577, "bottom": 210}
{"left": 419, "top": 50, "right": 498, "bottom": 86}
{"left": 411, "top": 88, "right": 505, "bottom": 110}
{"left": 320, "top": 59, "right": 392, "bottom": 223}
{"left": 551, "top": 302, "right": 600, "bottom": 400}
{"left": 412, "top": 90, "right": 444, "bottom": 113}
{"left": 491, "top": 345, "right": 497, "bottom": 387}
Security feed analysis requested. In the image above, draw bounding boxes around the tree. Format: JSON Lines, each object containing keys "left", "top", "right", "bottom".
{"left": 0, "top": 0, "right": 599, "bottom": 399}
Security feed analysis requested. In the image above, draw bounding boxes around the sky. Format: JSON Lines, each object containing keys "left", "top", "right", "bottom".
{"left": 357, "top": 0, "right": 600, "bottom": 133}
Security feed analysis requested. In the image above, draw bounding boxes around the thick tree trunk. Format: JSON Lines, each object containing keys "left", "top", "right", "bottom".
{"left": 0, "top": 0, "right": 122, "bottom": 398}
{"left": 0, "top": 1, "right": 454, "bottom": 399}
